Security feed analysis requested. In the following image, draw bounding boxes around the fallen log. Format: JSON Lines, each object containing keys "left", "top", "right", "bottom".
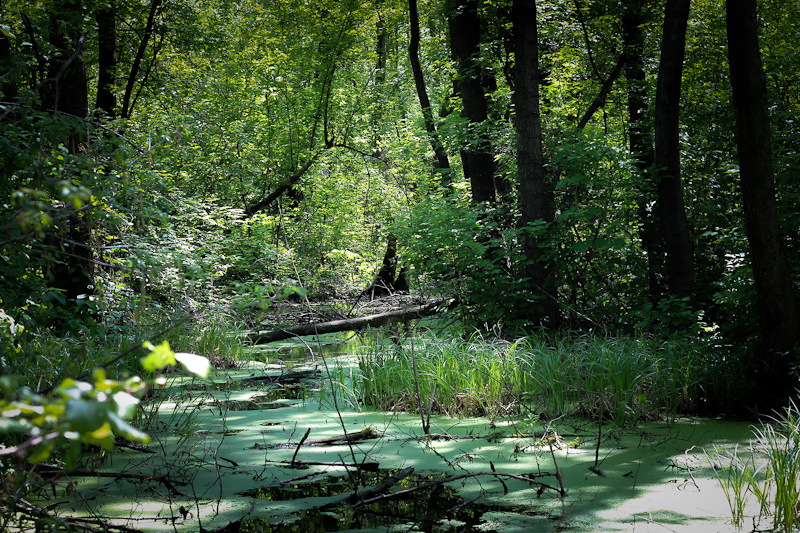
{"left": 246, "top": 427, "right": 383, "bottom": 450}
{"left": 247, "top": 299, "right": 452, "bottom": 345}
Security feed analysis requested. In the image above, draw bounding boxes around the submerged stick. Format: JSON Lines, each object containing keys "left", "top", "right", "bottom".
{"left": 290, "top": 428, "right": 311, "bottom": 467}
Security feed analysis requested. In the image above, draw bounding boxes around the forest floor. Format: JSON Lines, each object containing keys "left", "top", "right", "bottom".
{"left": 38, "top": 334, "right": 763, "bottom": 532}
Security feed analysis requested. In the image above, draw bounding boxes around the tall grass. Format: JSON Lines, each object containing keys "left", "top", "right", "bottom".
{"left": 713, "top": 400, "right": 800, "bottom": 532}
{"left": 356, "top": 332, "right": 703, "bottom": 424}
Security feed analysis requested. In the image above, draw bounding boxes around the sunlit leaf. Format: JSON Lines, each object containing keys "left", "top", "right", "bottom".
{"left": 141, "top": 341, "right": 176, "bottom": 371}
{"left": 174, "top": 352, "right": 212, "bottom": 379}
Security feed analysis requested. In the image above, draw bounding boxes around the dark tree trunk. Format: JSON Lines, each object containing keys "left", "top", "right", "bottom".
{"left": 0, "top": 29, "right": 17, "bottom": 103}
{"left": 43, "top": 1, "right": 95, "bottom": 326}
{"left": 513, "top": 0, "right": 559, "bottom": 326}
{"left": 375, "top": 0, "right": 387, "bottom": 85}
{"left": 408, "top": 0, "right": 452, "bottom": 182}
{"left": 447, "top": 0, "right": 496, "bottom": 205}
{"left": 365, "top": 234, "right": 408, "bottom": 297}
{"left": 654, "top": 0, "right": 695, "bottom": 305}
{"left": 121, "top": 0, "right": 162, "bottom": 118}
{"left": 726, "top": 0, "right": 800, "bottom": 407}
{"left": 95, "top": 7, "right": 117, "bottom": 117}
{"left": 44, "top": 3, "right": 88, "bottom": 125}
{"left": 622, "top": 5, "right": 665, "bottom": 303}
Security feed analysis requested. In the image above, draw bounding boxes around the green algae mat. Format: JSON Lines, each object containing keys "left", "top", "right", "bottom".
{"left": 36, "top": 357, "right": 759, "bottom": 532}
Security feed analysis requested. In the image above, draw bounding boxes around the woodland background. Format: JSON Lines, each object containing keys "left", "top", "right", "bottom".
{"left": 1, "top": 0, "right": 799, "bottom": 418}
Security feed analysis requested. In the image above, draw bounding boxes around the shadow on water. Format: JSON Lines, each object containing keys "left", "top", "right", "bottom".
{"left": 238, "top": 469, "right": 551, "bottom": 533}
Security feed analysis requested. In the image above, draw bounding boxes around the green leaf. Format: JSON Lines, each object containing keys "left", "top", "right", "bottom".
{"left": 112, "top": 391, "right": 140, "bottom": 419}
{"left": 28, "top": 441, "right": 55, "bottom": 464}
{"left": 108, "top": 412, "right": 150, "bottom": 443}
{"left": 141, "top": 341, "right": 176, "bottom": 371}
{"left": 63, "top": 399, "right": 108, "bottom": 434}
{"left": 175, "top": 352, "right": 212, "bottom": 379}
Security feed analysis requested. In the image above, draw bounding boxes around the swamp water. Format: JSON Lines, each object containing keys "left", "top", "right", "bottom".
{"left": 43, "top": 334, "right": 761, "bottom": 532}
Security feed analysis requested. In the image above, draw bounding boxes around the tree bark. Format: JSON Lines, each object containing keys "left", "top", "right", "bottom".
{"left": 447, "top": 0, "right": 496, "bottom": 205}
{"left": 247, "top": 299, "right": 451, "bottom": 344}
{"left": 42, "top": 1, "right": 95, "bottom": 327}
{"left": 409, "top": 0, "right": 452, "bottom": 183}
{"left": 622, "top": 4, "right": 665, "bottom": 303}
{"left": 654, "top": 0, "right": 695, "bottom": 305}
{"left": 513, "top": 0, "right": 559, "bottom": 326}
{"left": 364, "top": 234, "right": 408, "bottom": 297}
{"left": 95, "top": 7, "right": 117, "bottom": 117}
{"left": 0, "top": 28, "right": 17, "bottom": 103}
{"left": 121, "top": 0, "right": 162, "bottom": 118}
{"left": 726, "top": 0, "right": 800, "bottom": 406}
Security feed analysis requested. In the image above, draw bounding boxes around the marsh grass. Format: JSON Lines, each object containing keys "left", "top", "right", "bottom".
{"left": 711, "top": 400, "right": 800, "bottom": 532}
{"left": 356, "top": 332, "right": 702, "bottom": 424}
{"left": 708, "top": 445, "right": 754, "bottom": 528}
{"left": 752, "top": 401, "right": 800, "bottom": 532}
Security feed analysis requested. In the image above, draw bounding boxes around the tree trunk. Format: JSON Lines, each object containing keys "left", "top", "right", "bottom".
{"left": 95, "top": 7, "right": 117, "bottom": 117}
{"left": 364, "top": 234, "right": 408, "bottom": 297}
{"left": 42, "top": 0, "right": 95, "bottom": 328}
{"left": 654, "top": 0, "right": 695, "bottom": 305}
{"left": 513, "top": 0, "right": 559, "bottom": 326}
{"left": 726, "top": 0, "right": 800, "bottom": 407}
{"left": 408, "top": 0, "right": 452, "bottom": 183}
{"left": 622, "top": 5, "right": 665, "bottom": 303}
{"left": 121, "top": 0, "right": 162, "bottom": 118}
{"left": 0, "top": 28, "right": 17, "bottom": 103}
{"left": 447, "top": 0, "right": 496, "bottom": 205}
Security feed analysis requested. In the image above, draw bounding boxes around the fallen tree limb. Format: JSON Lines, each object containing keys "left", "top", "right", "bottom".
{"left": 247, "top": 427, "right": 383, "bottom": 450}
{"left": 237, "top": 369, "right": 320, "bottom": 384}
{"left": 263, "top": 459, "right": 381, "bottom": 471}
{"left": 247, "top": 299, "right": 452, "bottom": 345}
{"left": 335, "top": 466, "right": 415, "bottom": 504}
{"left": 352, "top": 470, "right": 566, "bottom": 506}
{"left": 35, "top": 467, "right": 187, "bottom": 496}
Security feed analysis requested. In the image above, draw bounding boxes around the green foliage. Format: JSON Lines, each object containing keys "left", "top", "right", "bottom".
{"left": 0, "top": 341, "right": 209, "bottom": 467}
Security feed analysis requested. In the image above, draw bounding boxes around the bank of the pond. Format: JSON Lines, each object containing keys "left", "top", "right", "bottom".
{"left": 36, "top": 336, "right": 766, "bottom": 532}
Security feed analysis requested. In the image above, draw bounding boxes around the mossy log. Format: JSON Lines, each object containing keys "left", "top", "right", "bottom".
{"left": 246, "top": 299, "right": 451, "bottom": 345}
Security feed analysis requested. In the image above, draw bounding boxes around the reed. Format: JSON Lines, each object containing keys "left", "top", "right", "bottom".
{"left": 355, "top": 332, "right": 702, "bottom": 424}
{"left": 712, "top": 400, "right": 800, "bottom": 531}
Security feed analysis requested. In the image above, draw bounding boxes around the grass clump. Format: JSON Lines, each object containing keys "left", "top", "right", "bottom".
{"left": 712, "top": 400, "right": 800, "bottom": 532}
{"left": 356, "top": 332, "right": 702, "bottom": 424}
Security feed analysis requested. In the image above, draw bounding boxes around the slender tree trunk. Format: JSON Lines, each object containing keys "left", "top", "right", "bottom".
{"left": 622, "top": 5, "right": 665, "bottom": 303}
{"left": 121, "top": 0, "right": 162, "bottom": 118}
{"left": 726, "top": 0, "right": 800, "bottom": 407}
{"left": 447, "top": 0, "right": 496, "bottom": 205}
{"left": 408, "top": 0, "right": 452, "bottom": 181}
{"left": 95, "top": 7, "right": 117, "bottom": 117}
{"left": 513, "top": 0, "right": 559, "bottom": 326}
{"left": 654, "top": 0, "right": 695, "bottom": 305}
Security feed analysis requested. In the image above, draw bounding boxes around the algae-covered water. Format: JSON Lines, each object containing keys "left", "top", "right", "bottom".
{"left": 40, "top": 336, "right": 761, "bottom": 532}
